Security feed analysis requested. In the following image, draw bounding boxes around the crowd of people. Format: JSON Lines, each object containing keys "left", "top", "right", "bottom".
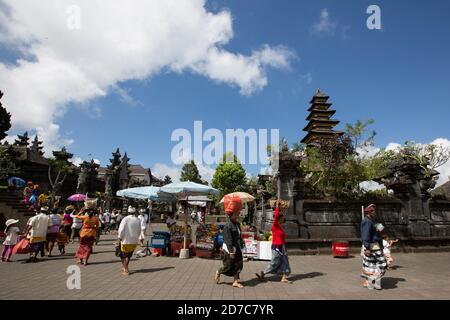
{"left": 212, "top": 200, "right": 397, "bottom": 290}
{"left": 1, "top": 201, "right": 150, "bottom": 274}
{"left": 2, "top": 192, "right": 398, "bottom": 289}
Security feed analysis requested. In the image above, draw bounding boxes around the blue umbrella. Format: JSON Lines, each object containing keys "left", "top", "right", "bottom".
{"left": 160, "top": 181, "right": 219, "bottom": 253}
{"left": 116, "top": 186, "right": 176, "bottom": 202}
{"left": 7, "top": 177, "right": 26, "bottom": 187}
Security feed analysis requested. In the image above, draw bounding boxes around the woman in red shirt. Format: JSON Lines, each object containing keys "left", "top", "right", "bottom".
{"left": 256, "top": 201, "right": 291, "bottom": 283}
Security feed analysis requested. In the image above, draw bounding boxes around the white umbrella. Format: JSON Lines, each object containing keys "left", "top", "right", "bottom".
{"left": 219, "top": 191, "right": 255, "bottom": 204}
{"left": 116, "top": 186, "right": 176, "bottom": 202}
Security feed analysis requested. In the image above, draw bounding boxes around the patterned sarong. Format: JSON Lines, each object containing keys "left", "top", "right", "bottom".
{"left": 76, "top": 236, "right": 96, "bottom": 260}
{"left": 264, "top": 246, "right": 291, "bottom": 276}
{"left": 362, "top": 247, "right": 387, "bottom": 289}
{"left": 218, "top": 251, "right": 243, "bottom": 278}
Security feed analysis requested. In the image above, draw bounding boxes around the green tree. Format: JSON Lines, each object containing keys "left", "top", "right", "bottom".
{"left": 180, "top": 160, "right": 207, "bottom": 184}
{"left": 345, "top": 119, "right": 376, "bottom": 150}
{"left": 212, "top": 153, "right": 247, "bottom": 197}
{"left": 48, "top": 157, "right": 74, "bottom": 205}
{"left": 0, "top": 148, "right": 19, "bottom": 179}
{"left": 0, "top": 91, "right": 12, "bottom": 141}
{"left": 163, "top": 175, "right": 173, "bottom": 185}
{"left": 401, "top": 141, "right": 450, "bottom": 178}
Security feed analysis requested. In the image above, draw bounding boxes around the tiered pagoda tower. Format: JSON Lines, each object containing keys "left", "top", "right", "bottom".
{"left": 301, "top": 89, "right": 343, "bottom": 146}
{"left": 14, "top": 131, "right": 29, "bottom": 147}
{"left": 30, "top": 135, "right": 44, "bottom": 156}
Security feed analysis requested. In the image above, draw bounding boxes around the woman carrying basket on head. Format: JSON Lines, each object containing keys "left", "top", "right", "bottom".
{"left": 74, "top": 206, "right": 100, "bottom": 266}
{"left": 256, "top": 199, "right": 292, "bottom": 283}
{"left": 214, "top": 195, "right": 245, "bottom": 288}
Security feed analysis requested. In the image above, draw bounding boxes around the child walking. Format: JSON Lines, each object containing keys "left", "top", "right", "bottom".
{"left": 382, "top": 235, "right": 398, "bottom": 269}
{"left": 2, "top": 219, "right": 20, "bottom": 262}
{"left": 56, "top": 226, "right": 69, "bottom": 255}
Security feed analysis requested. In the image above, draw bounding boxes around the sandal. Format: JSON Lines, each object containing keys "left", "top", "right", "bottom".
{"left": 214, "top": 271, "right": 220, "bottom": 284}
{"left": 281, "top": 278, "right": 292, "bottom": 284}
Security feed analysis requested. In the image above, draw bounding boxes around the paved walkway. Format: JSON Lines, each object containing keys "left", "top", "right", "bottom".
{"left": 1, "top": 233, "right": 450, "bottom": 300}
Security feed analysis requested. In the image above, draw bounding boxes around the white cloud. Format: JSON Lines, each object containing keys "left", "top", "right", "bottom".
{"left": 260, "top": 166, "right": 273, "bottom": 176}
{"left": 151, "top": 163, "right": 181, "bottom": 182}
{"left": 356, "top": 145, "right": 381, "bottom": 159}
{"left": 381, "top": 139, "right": 450, "bottom": 188}
{"left": 310, "top": 8, "right": 337, "bottom": 36}
{"left": 69, "top": 157, "right": 100, "bottom": 167}
{"left": 359, "top": 180, "right": 386, "bottom": 192}
{"left": 70, "top": 157, "right": 83, "bottom": 167}
{"left": 304, "top": 72, "right": 313, "bottom": 85}
{"left": 151, "top": 161, "right": 215, "bottom": 184}
{"left": 112, "top": 85, "right": 142, "bottom": 107}
{"left": 0, "top": 0, "right": 294, "bottom": 151}
{"left": 197, "top": 164, "right": 215, "bottom": 184}
{"left": 385, "top": 143, "right": 402, "bottom": 152}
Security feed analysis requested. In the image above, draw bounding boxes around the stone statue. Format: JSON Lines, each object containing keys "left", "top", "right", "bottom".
{"left": 76, "top": 162, "right": 89, "bottom": 194}
{"left": 105, "top": 169, "right": 113, "bottom": 197}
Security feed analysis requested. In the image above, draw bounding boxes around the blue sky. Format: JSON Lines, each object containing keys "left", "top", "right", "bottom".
{"left": 0, "top": 0, "right": 449, "bottom": 182}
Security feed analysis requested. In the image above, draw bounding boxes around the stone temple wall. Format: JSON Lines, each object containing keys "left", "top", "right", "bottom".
{"left": 254, "top": 199, "right": 450, "bottom": 241}
{"left": 429, "top": 201, "right": 450, "bottom": 237}
{"left": 253, "top": 149, "right": 450, "bottom": 244}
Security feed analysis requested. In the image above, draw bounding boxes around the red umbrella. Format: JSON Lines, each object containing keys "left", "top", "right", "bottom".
{"left": 67, "top": 194, "right": 86, "bottom": 202}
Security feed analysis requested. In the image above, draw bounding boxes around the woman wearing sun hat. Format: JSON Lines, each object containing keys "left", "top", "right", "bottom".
{"left": 2, "top": 219, "right": 20, "bottom": 262}
{"left": 360, "top": 204, "right": 387, "bottom": 290}
{"left": 214, "top": 195, "right": 245, "bottom": 288}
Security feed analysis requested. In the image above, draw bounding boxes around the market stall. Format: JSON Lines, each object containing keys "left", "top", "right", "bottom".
{"left": 241, "top": 225, "right": 258, "bottom": 259}
{"left": 160, "top": 181, "right": 220, "bottom": 259}
{"left": 169, "top": 224, "right": 193, "bottom": 256}
{"left": 195, "top": 223, "right": 222, "bottom": 258}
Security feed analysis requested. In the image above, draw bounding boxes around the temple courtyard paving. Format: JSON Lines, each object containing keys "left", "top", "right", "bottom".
{"left": 1, "top": 233, "right": 450, "bottom": 300}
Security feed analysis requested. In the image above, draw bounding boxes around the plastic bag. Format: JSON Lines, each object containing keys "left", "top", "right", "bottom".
{"left": 114, "top": 241, "right": 121, "bottom": 257}
{"left": 12, "top": 238, "right": 30, "bottom": 254}
{"left": 223, "top": 195, "right": 242, "bottom": 214}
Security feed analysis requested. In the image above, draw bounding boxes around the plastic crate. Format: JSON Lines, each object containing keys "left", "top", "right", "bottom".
{"left": 151, "top": 231, "right": 170, "bottom": 249}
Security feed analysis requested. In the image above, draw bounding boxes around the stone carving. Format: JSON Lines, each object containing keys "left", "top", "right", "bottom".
{"left": 379, "top": 153, "right": 439, "bottom": 200}
{"left": 76, "top": 160, "right": 99, "bottom": 195}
